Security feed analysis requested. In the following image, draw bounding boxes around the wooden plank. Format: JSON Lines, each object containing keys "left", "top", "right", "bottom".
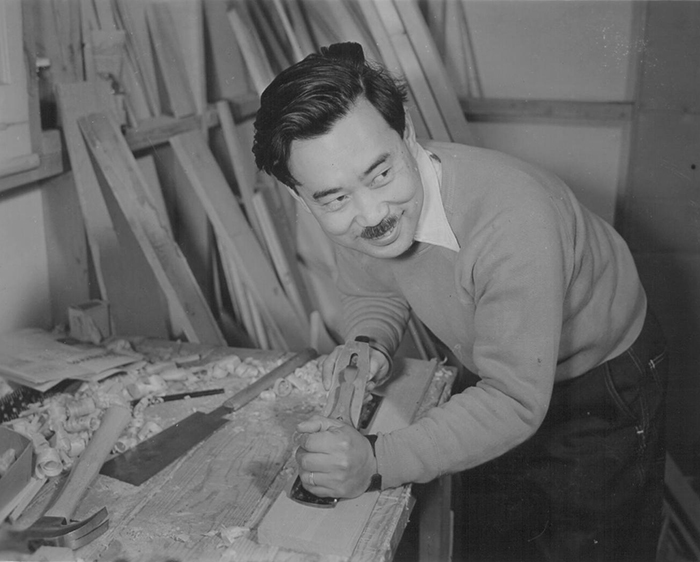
{"left": 215, "top": 100, "right": 265, "bottom": 246}
{"left": 124, "top": 108, "right": 219, "bottom": 152}
{"left": 168, "top": 130, "right": 309, "bottom": 350}
{"left": 284, "top": 0, "right": 316, "bottom": 58}
{"left": 371, "top": 0, "right": 450, "bottom": 142}
{"left": 257, "top": 358, "right": 438, "bottom": 557}
{"left": 166, "top": 0, "right": 207, "bottom": 114}
{"left": 272, "top": 0, "right": 304, "bottom": 62}
{"left": 245, "top": 0, "right": 292, "bottom": 74}
{"left": 136, "top": 154, "right": 172, "bottom": 237}
{"left": 203, "top": 0, "right": 253, "bottom": 101}
{"left": 228, "top": 6, "right": 276, "bottom": 96}
{"left": 462, "top": 98, "right": 634, "bottom": 123}
{"left": 41, "top": 171, "right": 91, "bottom": 329}
{"left": 252, "top": 191, "right": 312, "bottom": 321}
{"left": 113, "top": 0, "right": 162, "bottom": 116}
{"left": 393, "top": 0, "right": 475, "bottom": 145}
{"left": 354, "top": 0, "right": 430, "bottom": 140}
{"left": 55, "top": 81, "right": 170, "bottom": 338}
{"left": 78, "top": 111, "right": 225, "bottom": 345}
{"left": 146, "top": 2, "right": 196, "bottom": 118}
{"left": 0, "top": 130, "right": 64, "bottom": 193}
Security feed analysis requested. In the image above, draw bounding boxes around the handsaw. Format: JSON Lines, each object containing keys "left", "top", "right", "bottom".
{"left": 100, "top": 348, "right": 318, "bottom": 486}
{"left": 289, "top": 336, "right": 372, "bottom": 507}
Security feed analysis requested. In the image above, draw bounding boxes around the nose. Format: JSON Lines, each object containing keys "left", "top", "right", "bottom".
{"left": 353, "top": 188, "right": 389, "bottom": 228}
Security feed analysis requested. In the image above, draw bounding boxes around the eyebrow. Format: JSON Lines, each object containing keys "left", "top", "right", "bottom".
{"left": 311, "top": 152, "right": 391, "bottom": 202}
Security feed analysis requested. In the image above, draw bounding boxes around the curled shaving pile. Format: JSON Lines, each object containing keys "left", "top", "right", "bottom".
{"left": 3, "top": 339, "right": 323, "bottom": 480}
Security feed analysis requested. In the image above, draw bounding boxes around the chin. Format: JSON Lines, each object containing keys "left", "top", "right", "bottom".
{"left": 359, "top": 237, "right": 415, "bottom": 259}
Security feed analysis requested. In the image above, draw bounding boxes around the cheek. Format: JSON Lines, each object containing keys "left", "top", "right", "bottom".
{"left": 313, "top": 208, "right": 357, "bottom": 237}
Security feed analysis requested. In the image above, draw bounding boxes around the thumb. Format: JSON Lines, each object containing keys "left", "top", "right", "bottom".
{"left": 296, "top": 414, "right": 346, "bottom": 434}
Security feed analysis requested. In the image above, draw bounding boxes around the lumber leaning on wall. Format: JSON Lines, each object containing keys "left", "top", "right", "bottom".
{"left": 55, "top": 81, "right": 170, "bottom": 338}
{"left": 168, "top": 130, "right": 309, "bottom": 350}
{"left": 78, "top": 111, "right": 225, "bottom": 345}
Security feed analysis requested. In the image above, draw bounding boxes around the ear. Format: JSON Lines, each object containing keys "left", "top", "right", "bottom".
{"left": 403, "top": 108, "right": 417, "bottom": 147}
{"left": 283, "top": 183, "right": 311, "bottom": 213}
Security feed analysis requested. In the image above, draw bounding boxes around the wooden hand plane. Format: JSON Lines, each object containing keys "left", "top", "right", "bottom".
{"left": 289, "top": 336, "right": 372, "bottom": 507}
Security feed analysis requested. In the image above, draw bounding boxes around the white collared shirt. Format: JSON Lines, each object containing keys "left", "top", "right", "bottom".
{"left": 412, "top": 144, "right": 461, "bottom": 252}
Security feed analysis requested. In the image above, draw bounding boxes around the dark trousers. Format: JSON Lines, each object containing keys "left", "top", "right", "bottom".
{"left": 456, "top": 310, "right": 668, "bottom": 562}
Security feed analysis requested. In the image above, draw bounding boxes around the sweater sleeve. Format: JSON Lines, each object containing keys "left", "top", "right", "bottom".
{"left": 375, "top": 191, "right": 570, "bottom": 488}
{"left": 335, "top": 247, "right": 411, "bottom": 359}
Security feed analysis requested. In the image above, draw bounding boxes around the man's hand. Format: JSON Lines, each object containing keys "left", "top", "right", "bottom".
{"left": 295, "top": 415, "right": 377, "bottom": 498}
{"left": 320, "top": 344, "right": 391, "bottom": 391}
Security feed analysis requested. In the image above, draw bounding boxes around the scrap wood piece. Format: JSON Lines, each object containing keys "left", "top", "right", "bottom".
{"left": 146, "top": 2, "right": 197, "bottom": 118}
{"left": 257, "top": 358, "right": 438, "bottom": 557}
{"left": 55, "top": 81, "right": 169, "bottom": 338}
{"left": 392, "top": 0, "right": 476, "bottom": 145}
{"left": 77, "top": 111, "right": 225, "bottom": 345}
{"left": 168, "top": 130, "right": 309, "bottom": 350}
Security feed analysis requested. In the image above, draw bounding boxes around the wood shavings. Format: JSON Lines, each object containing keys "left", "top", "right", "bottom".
{"left": 204, "top": 525, "right": 249, "bottom": 545}
{"left": 33, "top": 435, "right": 62, "bottom": 478}
{"left": 272, "top": 378, "right": 292, "bottom": 397}
{"left": 64, "top": 397, "right": 96, "bottom": 418}
{"left": 63, "top": 414, "right": 100, "bottom": 433}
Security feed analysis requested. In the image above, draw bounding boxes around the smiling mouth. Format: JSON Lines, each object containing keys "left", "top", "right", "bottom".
{"left": 361, "top": 215, "right": 399, "bottom": 241}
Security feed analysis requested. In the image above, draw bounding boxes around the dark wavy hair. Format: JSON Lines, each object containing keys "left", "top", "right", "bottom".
{"left": 252, "top": 42, "right": 409, "bottom": 190}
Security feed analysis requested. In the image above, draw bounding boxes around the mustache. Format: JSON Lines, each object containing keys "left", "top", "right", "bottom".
{"left": 361, "top": 215, "right": 398, "bottom": 240}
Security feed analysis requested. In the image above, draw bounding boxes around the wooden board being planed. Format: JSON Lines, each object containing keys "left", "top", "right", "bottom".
{"left": 257, "top": 357, "right": 438, "bottom": 557}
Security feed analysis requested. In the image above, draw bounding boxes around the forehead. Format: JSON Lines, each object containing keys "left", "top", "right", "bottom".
{"left": 288, "top": 99, "right": 401, "bottom": 192}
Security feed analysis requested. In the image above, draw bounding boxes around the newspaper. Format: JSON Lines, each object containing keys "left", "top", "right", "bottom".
{"left": 0, "top": 328, "right": 137, "bottom": 391}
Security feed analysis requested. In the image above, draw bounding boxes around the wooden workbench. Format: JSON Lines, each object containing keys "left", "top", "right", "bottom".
{"left": 11, "top": 339, "right": 454, "bottom": 561}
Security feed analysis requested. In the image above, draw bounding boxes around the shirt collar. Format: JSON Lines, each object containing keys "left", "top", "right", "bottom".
{"left": 412, "top": 143, "right": 461, "bottom": 252}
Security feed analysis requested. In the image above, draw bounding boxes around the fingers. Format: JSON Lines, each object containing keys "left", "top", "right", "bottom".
{"left": 296, "top": 414, "right": 346, "bottom": 436}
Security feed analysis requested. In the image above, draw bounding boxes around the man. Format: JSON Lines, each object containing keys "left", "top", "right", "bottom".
{"left": 253, "top": 42, "right": 668, "bottom": 561}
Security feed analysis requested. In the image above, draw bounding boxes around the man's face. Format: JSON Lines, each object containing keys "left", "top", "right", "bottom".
{"left": 288, "top": 98, "right": 424, "bottom": 259}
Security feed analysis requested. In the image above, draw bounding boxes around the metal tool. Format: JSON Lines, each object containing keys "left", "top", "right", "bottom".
{"left": 100, "top": 348, "right": 319, "bottom": 486}
{"left": 130, "top": 388, "right": 224, "bottom": 408}
{"left": 289, "top": 337, "right": 372, "bottom": 508}
{"left": 7, "top": 405, "right": 131, "bottom": 550}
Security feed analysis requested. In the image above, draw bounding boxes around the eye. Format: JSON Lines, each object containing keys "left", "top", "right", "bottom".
{"left": 371, "top": 168, "right": 391, "bottom": 186}
{"left": 324, "top": 194, "right": 349, "bottom": 211}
